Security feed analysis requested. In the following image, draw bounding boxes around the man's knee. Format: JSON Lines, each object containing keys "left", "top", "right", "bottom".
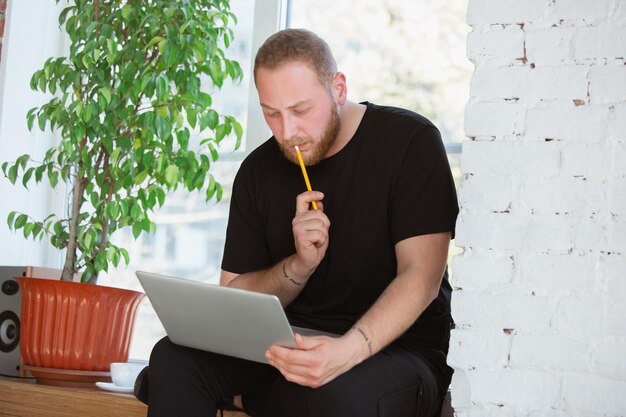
{"left": 149, "top": 337, "right": 173, "bottom": 365}
{"left": 149, "top": 336, "right": 194, "bottom": 374}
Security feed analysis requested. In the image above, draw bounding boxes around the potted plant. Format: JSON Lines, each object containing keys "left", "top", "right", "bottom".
{"left": 1, "top": 0, "right": 243, "bottom": 386}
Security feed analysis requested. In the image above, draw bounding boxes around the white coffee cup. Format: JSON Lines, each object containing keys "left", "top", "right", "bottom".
{"left": 110, "top": 361, "right": 147, "bottom": 388}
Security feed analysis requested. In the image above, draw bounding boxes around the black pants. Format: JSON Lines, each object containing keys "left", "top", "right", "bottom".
{"left": 147, "top": 336, "right": 450, "bottom": 417}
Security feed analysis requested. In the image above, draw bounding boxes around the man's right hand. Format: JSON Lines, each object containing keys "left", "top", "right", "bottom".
{"left": 290, "top": 191, "right": 330, "bottom": 281}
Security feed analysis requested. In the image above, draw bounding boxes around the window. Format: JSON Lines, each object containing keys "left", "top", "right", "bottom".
{"left": 1, "top": 0, "right": 469, "bottom": 360}
{"left": 286, "top": 0, "right": 470, "bottom": 272}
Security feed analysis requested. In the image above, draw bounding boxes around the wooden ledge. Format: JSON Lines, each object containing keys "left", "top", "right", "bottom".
{"left": 0, "top": 378, "right": 247, "bottom": 417}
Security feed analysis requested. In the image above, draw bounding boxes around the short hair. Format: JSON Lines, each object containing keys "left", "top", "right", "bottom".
{"left": 253, "top": 29, "right": 337, "bottom": 88}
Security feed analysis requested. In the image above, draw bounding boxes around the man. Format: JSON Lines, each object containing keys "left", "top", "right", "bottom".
{"left": 147, "top": 28, "right": 458, "bottom": 417}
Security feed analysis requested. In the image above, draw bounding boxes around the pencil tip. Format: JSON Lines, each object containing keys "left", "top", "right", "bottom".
{"left": 294, "top": 145, "right": 300, "bottom": 151}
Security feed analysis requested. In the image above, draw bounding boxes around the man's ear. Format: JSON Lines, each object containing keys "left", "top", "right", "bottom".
{"left": 332, "top": 72, "right": 348, "bottom": 105}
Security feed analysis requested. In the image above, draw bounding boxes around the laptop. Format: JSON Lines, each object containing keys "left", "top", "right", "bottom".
{"left": 136, "top": 270, "right": 337, "bottom": 364}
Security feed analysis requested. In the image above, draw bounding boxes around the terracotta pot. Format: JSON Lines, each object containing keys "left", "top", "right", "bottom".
{"left": 17, "top": 277, "right": 145, "bottom": 372}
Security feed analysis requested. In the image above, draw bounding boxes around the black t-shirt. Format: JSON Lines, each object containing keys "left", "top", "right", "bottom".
{"left": 221, "top": 102, "right": 459, "bottom": 353}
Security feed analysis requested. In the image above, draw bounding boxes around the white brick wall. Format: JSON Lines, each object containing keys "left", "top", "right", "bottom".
{"left": 452, "top": 1, "right": 626, "bottom": 415}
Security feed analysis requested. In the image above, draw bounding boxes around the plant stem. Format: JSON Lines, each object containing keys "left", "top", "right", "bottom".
{"left": 61, "top": 175, "right": 87, "bottom": 282}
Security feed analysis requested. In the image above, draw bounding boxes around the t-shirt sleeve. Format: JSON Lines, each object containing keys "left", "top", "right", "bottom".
{"left": 390, "top": 126, "right": 459, "bottom": 244}
{"left": 220, "top": 163, "right": 273, "bottom": 274}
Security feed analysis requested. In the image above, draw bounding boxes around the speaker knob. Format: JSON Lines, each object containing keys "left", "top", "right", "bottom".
{"left": 1, "top": 279, "right": 19, "bottom": 296}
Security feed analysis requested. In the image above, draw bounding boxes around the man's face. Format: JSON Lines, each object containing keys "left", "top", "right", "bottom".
{"left": 256, "top": 62, "right": 341, "bottom": 166}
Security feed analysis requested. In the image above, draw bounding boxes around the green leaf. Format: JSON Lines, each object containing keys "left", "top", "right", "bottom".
{"left": 7, "top": 165, "right": 18, "bottom": 184}
{"left": 22, "top": 167, "right": 35, "bottom": 188}
{"left": 14, "top": 214, "right": 28, "bottom": 229}
{"left": 134, "top": 169, "right": 148, "bottom": 185}
{"left": 216, "top": 183, "right": 223, "bottom": 201}
{"left": 165, "top": 165, "right": 179, "bottom": 186}
{"left": 156, "top": 75, "right": 168, "bottom": 101}
{"left": 215, "top": 123, "right": 229, "bottom": 143}
{"left": 121, "top": 4, "right": 132, "bottom": 20}
{"left": 197, "top": 92, "right": 212, "bottom": 108}
{"left": 110, "top": 148, "right": 122, "bottom": 167}
{"left": 37, "top": 114, "right": 46, "bottom": 131}
{"left": 83, "top": 230, "right": 96, "bottom": 251}
{"left": 130, "top": 203, "right": 142, "bottom": 221}
{"left": 146, "top": 36, "right": 165, "bottom": 50}
{"left": 7, "top": 211, "right": 16, "bottom": 228}
{"left": 232, "top": 120, "right": 243, "bottom": 143}
{"left": 208, "top": 142, "right": 219, "bottom": 161}
{"left": 120, "top": 247, "right": 130, "bottom": 265}
{"left": 132, "top": 222, "right": 142, "bottom": 239}
{"left": 156, "top": 188, "right": 166, "bottom": 207}
{"left": 177, "top": 128, "right": 190, "bottom": 150}
{"left": 206, "top": 175, "right": 216, "bottom": 201}
{"left": 99, "top": 87, "right": 112, "bottom": 104}
{"left": 23, "top": 223, "right": 35, "bottom": 238}
{"left": 202, "top": 109, "right": 218, "bottom": 130}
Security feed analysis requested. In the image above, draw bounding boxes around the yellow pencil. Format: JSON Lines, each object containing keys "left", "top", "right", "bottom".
{"left": 294, "top": 146, "right": 318, "bottom": 210}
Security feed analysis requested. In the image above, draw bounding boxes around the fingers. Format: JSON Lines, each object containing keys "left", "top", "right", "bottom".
{"left": 266, "top": 337, "right": 328, "bottom": 388}
{"left": 292, "top": 196, "right": 330, "bottom": 251}
{"left": 295, "top": 191, "right": 324, "bottom": 214}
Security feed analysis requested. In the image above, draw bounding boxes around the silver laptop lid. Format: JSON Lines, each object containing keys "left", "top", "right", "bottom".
{"left": 136, "top": 270, "right": 296, "bottom": 363}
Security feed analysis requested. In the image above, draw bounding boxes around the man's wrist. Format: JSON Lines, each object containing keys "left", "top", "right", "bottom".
{"left": 353, "top": 326, "right": 374, "bottom": 356}
{"left": 284, "top": 256, "right": 314, "bottom": 284}
{"left": 347, "top": 325, "right": 374, "bottom": 362}
{"left": 282, "top": 258, "right": 304, "bottom": 286}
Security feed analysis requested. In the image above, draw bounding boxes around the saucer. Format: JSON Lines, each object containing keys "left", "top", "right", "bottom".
{"left": 95, "top": 381, "right": 134, "bottom": 394}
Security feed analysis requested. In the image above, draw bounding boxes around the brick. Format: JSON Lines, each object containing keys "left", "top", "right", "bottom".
{"left": 457, "top": 173, "right": 515, "bottom": 213}
{"left": 527, "top": 65, "right": 589, "bottom": 100}
{"left": 572, "top": 24, "right": 626, "bottom": 60}
{"left": 591, "top": 339, "right": 626, "bottom": 380}
{"left": 449, "top": 370, "right": 472, "bottom": 409}
{"left": 468, "top": 369, "right": 560, "bottom": 408}
{"left": 461, "top": 141, "right": 562, "bottom": 177}
{"left": 574, "top": 214, "right": 626, "bottom": 253}
{"left": 560, "top": 143, "right": 610, "bottom": 177}
{"left": 527, "top": 411, "right": 585, "bottom": 417}
{"left": 525, "top": 104, "right": 609, "bottom": 142}
{"left": 602, "top": 255, "right": 626, "bottom": 295}
{"left": 454, "top": 405, "right": 529, "bottom": 417}
{"left": 617, "top": 0, "right": 626, "bottom": 19}
{"left": 548, "top": 0, "right": 613, "bottom": 22}
{"left": 452, "top": 291, "right": 552, "bottom": 331}
{"left": 526, "top": 27, "right": 576, "bottom": 65}
{"left": 467, "top": 26, "right": 525, "bottom": 64}
{"left": 604, "top": 296, "right": 626, "bottom": 337}
{"left": 467, "top": 0, "right": 546, "bottom": 25}
{"left": 554, "top": 296, "right": 605, "bottom": 338}
{"left": 607, "top": 176, "right": 626, "bottom": 215}
{"left": 589, "top": 65, "right": 626, "bottom": 104}
{"left": 448, "top": 329, "right": 511, "bottom": 370}
{"left": 470, "top": 66, "right": 529, "bottom": 99}
{"left": 516, "top": 252, "right": 598, "bottom": 295}
{"left": 611, "top": 141, "right": 626, "bottom": 176}
{"left": 509, "top": 333, "right": 592, "bottom": 372}
{"left": 464, "top": 101, "right": 525, "bottom": 137}
{"left": 455, "top": 212, "right": 574, "bottom": 252}
{"left": 562, "top": 374, "right": 626, "bottom": 415}
{"left": 517, "top": 176, "right": 604, "bottom": 215}
{"left": 452, "top": 248, "right": 514, "bottom": 290}
{"left": 615, "top": 105, "right": 626, "bottom": 141}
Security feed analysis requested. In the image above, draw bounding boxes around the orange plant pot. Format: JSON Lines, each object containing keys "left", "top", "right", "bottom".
{"left": 17, "top": 277, "right": 145, "bottom": 372}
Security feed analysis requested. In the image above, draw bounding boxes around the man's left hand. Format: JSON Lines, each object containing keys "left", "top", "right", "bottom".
{"left": 265, "top": 332, "right": 367, "bottom": 388}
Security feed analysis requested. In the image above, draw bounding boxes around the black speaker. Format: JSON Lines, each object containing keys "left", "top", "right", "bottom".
{"left": 0, "top": 266, "right": 61, "bottom": 376}
{"left": 0, "top": 267, "right": 25, "bottom": 376}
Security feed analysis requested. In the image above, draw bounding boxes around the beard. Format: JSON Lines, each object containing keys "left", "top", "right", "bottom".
{"left": 278, "top": 105, "right": 341, "bottom": 166}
